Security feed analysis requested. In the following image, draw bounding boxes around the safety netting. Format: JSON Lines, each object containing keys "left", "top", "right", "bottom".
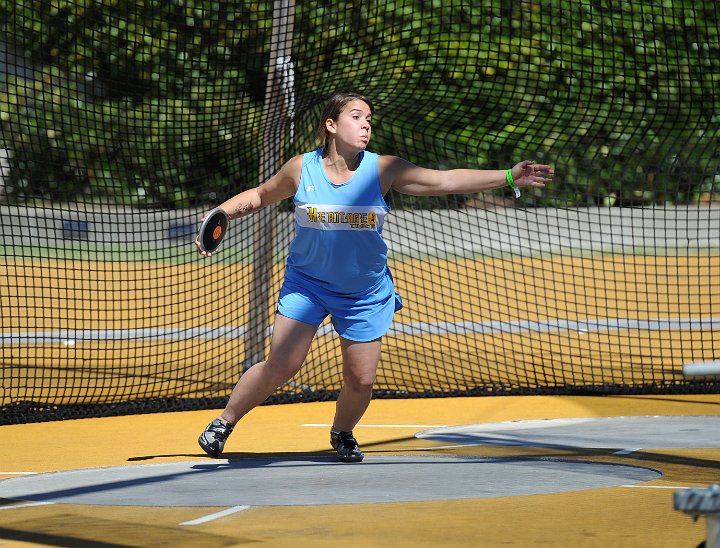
{"left": 1, "top": 0, "right": 719, "bottom": 423}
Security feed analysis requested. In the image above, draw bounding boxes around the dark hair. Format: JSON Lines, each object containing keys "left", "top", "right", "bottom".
{"left": 318, "top": 91, "right": 374, "bottom": 148}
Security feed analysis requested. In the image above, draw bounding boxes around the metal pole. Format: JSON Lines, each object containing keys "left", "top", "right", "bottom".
{"left": 244, "top": 0, "right": 295, "bottom": 369}
{"left": 674, "top": 484, "right": 720, "bottom": 548}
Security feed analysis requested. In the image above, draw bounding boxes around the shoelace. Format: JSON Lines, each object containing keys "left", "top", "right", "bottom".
{"left": 210, "top": 422, "right": 231, "bottom": 437}
{"left": 339, "top": 435, "right": 357, "bottom": 450}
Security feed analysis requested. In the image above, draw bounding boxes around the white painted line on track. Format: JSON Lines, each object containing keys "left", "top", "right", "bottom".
{"left": 179, "top": 505, "right": 250, "bottom": 526}
{"left": 379, "top": 444, "right": 484, "bottom": 451}
{"left": 5, "top": 316, "right": 719, "bottom": 343}
{"left": 614, "top": 448, "right": 643, "bottom": 455}
{"left": 302, "top": 424, "right": 448, "bottom": 428}
{"left": 621, "top": 485, "right": 692, "bottom": 490}
{"left": 0, "top": 502, "right": 54, "bottom": 510}
{"left": 414, "top": 443, "right": 484, "bottom": 450}
{"left": 0, "top": 472, "right": 37, "bottom": 475}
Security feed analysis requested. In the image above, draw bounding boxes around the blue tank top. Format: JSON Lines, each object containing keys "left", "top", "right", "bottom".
{"left": 286, "top": 148, "right": 391, "bottom": 295}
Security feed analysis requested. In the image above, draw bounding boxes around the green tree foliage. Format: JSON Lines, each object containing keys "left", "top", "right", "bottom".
{"left": 293, "top": 0, "right": 720, "bottom": 207}
{"left": 0, "top": 0, "right": 719, "bottom": 207}
{"left": 0, "top": 0, "right": 269, "bottom": 206}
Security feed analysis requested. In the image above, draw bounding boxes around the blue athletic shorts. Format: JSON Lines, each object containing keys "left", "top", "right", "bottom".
{"left": 277, "top": 271, "right": 403, "bottom": 342}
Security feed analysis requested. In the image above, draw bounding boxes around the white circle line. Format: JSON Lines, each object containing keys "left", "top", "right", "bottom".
{"left": 179, "top": 505, "right": 251, "bottom": 526}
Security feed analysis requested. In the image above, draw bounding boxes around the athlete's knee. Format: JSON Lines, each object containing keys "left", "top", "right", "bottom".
{"left": 343, "top": 371, "right": 376, "bottom": 393}
{"left": 263, "top": 357, "right": 303, "bottom": 386}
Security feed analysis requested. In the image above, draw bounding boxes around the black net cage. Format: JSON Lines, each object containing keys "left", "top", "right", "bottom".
{"left": 1, "top": 0, "right": 719, "bottom": 424}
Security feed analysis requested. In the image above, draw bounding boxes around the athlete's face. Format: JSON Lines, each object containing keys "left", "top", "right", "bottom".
{"left": 327, "top": 100, "right": 372, "bottom": 150}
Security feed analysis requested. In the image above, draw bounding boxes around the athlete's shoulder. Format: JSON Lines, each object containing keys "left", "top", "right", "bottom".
{"left": 377, "top": 153, "right": 407, "bottom": 164}
{"left": 377, "top": 154, "right": 414, "bottom": 176}
{"left": 282, "top": 153, "right": 306, "bottom": 174}
{"left": 377, "top": 155, "right": 415, "bottom": 194}
{"left": 264, "top": 154, "right": 304, "bottom": 193}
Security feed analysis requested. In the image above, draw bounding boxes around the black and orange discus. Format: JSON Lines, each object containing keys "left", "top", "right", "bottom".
{"left": 196, "top": 207, "right": 229, "bottom": 253}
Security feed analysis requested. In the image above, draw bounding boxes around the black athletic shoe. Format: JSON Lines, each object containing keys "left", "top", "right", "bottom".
{"left": 198, "top": 418, "right": 234, "bottom": 458}
{"left": 330, "top": 430, "right": 364, "bottom": 463}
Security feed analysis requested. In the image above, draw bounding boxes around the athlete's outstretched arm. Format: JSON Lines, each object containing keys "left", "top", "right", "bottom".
{"left": 195, "top": 155, "right": 302, "bottom": 256}
{"left": 379, "top": 156, "right": 552, "bottom": 196}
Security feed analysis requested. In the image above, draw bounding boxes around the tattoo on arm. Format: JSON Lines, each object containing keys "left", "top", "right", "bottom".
{"left": 232, "top": 202, "right": 254, "bottom": 218}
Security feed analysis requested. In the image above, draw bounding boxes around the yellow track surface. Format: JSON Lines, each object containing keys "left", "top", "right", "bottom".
{"left": 2, "top": 394, "right": 719, "bottom": 547}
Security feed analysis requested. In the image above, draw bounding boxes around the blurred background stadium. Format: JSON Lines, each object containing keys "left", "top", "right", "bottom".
{"left": 1, "top": 0, "right": 718, "bottom": 424}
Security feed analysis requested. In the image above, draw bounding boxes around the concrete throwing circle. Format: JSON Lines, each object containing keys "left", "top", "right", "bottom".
{"left": 0, "top": 456, "right": 660, "bottom": 507}
{"left": 416, "top": 415, "right": 720, "bottom": 448}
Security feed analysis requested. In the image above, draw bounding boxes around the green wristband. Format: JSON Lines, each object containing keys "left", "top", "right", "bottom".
{"left": 506, "top": 168, "right": 521, "bottom": 198}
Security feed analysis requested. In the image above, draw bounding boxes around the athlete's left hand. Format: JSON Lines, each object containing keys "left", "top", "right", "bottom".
{"left": 511, "top": 160, "right": 554, "bottom": 188}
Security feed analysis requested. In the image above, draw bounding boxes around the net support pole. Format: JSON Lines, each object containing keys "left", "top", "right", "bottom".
{"left": 244, "top": 0, "right": 296, "bottom": 370}
{"left": 674, "top": 484, "right": 720, "bottom": 548}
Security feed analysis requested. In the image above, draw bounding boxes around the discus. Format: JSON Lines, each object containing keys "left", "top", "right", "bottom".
{"left": 196, "top": 207, "right": 229, "bottom": 253}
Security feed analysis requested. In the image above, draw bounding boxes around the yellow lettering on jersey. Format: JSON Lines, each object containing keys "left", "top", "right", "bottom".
{"left": 305, "top": 207, "right": 380, "bottom": 228}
